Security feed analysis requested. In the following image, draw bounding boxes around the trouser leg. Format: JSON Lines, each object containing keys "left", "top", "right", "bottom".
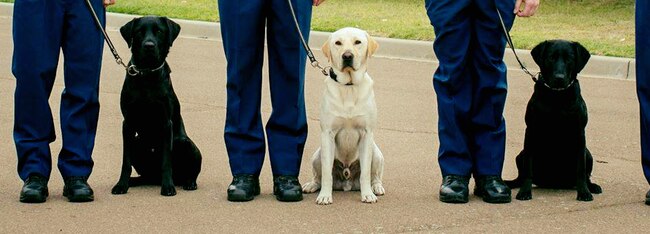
{"left": 12, "top": 0, "right": 64, "bottom": 181}
{"left": 636, "top": 0, "right": 650, "bottom": 184}
{"left": 265, "top": 0, "right": 312, "bottom": 176}
{"left": 219, "top": 0, "right": 267, "bottom": 176}
{"left": 469, "top": 0, "right": 515, "bottom": 176}
{"left": 57, "top": 0, "right": 105, "bottom": 178}
{"left": 426, "top": 0, "right": 474, "bottom": 176}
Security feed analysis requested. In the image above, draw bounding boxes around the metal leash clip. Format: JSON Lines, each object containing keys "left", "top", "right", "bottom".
{"left": 310, "top": 60, "right": 329, "bottom": 76}
{"left": 127, "top": 65, "right": 140, "bottom": 76}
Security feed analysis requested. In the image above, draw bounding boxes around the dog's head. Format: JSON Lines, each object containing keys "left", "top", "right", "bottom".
{"left": 531, "top": 40, "right": 590, "bottom": 89}
{"left": 120, "top": 16, "right": 181, "bottom": 68}
{"left": 322, "top": 27, "right": 378, "bottom": 84}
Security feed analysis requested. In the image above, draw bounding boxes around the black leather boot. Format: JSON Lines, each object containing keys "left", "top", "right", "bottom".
{"left": 63, "top": 176, "right": 94, "bottom": 202}
{"left": 439, "top": 175, "right": 470, "bottom": 203}
{"left": 227, "top": 174, "right": 260, "bottom": 202}
{"left": 273, "top": 175, "right": 303, "bottom": 202}
{"left": 20, "top": 174, "right": 49, "bottom": 203}
{"left": 474, "top": 176, "right": 511, "bottom": 204}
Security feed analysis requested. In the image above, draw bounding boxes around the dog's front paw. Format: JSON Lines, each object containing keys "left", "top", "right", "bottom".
{"left": 576, "top": 191, "right": 593, "bottom": 201}
{"left": 302, "top": 181, "right": 321, "bottom": 193}
{"left": 183, "top": 181, "right": 198, "bottom": 191}
{"left": 372, "top": 183, "right": 385, "bottom": 196}
{"left": 316, "top": 193, "right": 333, "bottom": 205}
{"left": 515, "top": 190, "right": 532, "bottom": 201}
{"left": 111, "top": 183, "right": 129, "bottom": 195}
{"left": 588, "top": 183, "right": 603, "bottom": 194}
{"left": 361, "top": 193, "right": 378, "bottom": 203}
{"left": 161, "top": 185, "right": 177, "bottom": 196}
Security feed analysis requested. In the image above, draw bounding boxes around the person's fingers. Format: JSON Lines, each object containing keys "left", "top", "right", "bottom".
{"left": 104, "top": 0, "right": 115, "bottom": 7}
{"left": 313, "top": 0, "right": 326, "bottom": 6}
{"left": 518, "top": 0, "right": 539, "bottom": 17}
{"left": 520, "top": 3, "right": 533, "bottom": 17}
{"left": 514, "top": 0, "right": 523, "bottom": 14}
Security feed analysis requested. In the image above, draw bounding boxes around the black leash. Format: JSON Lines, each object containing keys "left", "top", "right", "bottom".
{"left": 84, "top": 0, "right": 128, "bottom": 71}
{"left": 496, "top": 7, "right": 539, "bottom": 83}
{"left": 87, "top": 0, "right": 326, "bottom": 76}
{"left": 287, "top": 0, "right": 330, "bottom": 76}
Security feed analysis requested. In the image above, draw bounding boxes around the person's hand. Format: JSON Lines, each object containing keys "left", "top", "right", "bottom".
{"left": 514, "top": 0, "right": 539, "bottom": 17}
{"left": 313, "top": 0, "right": 326, "bottom": 6}
{"left": 104, "top": 0, "right": 116, "bottom": 7}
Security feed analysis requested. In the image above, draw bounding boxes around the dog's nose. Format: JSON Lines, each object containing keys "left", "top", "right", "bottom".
{"left": 342, "top": 52, "right": 354, "bottom": 68}
{"left": 342, "top": 52, "right": 354, "bottom": 61}
{"left": 143, "top": 41, "right": 155, "bottom": 49}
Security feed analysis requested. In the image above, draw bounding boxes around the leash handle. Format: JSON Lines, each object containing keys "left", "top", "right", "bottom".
{"left": 287, "top": 0, "right": 329, "bottom": 76}
{"left": 496, "top": 7, "right": 538, "bottom": 82}
{"left": 84, "top": 0, "right": 128, "bottom": 70}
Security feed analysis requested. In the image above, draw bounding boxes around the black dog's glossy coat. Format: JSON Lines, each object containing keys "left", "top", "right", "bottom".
{"left": 506, "top": 40, "right": 602, "bottom": 201}
{"left": 111, "top": 16, "right": 202, "bottom": 196}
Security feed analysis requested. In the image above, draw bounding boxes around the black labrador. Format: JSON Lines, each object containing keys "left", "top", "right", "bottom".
{"left": 506, "top": 40, "right": 602, "bottom": 201}
{"left": 111, "top": 16, "right": 202, "bottom": 196}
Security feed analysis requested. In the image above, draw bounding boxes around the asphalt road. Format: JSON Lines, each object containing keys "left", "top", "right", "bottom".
{"left": 0, "top": 15, "right": 648, "bottom": 233}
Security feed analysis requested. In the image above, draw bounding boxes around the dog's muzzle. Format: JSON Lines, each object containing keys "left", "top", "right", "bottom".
{"left": 342, "top": 52, "right": 354, "bottom": 69}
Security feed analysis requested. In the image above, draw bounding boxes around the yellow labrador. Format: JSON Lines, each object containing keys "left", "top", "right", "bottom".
{"left": 302, "top": 27, "right": 385, "bottom": 205}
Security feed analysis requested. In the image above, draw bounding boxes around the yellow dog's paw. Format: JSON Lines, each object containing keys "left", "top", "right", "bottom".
{"left": 302, "top": 182, "right": 321, "bottom": 193}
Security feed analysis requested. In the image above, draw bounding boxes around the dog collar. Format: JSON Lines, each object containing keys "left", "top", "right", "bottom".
{"left": 329, "top": 67, "right": 338, "bottom": 82}
{"left": 538, "top": 74, "right": 576, "bottom": 91}
{"left": 329, "top": 68, "right": 353, "bottom": 86}
{"left": 127, "top": 61, "right": 167, "bottom": 76}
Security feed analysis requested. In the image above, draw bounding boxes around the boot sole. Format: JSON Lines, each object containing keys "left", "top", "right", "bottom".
{"left": 227, "top": 188, "right": 260, "bottom": 202}
{"left": 274, "top": 192, "right": 303, "bottom": 202}
{"left": 63, "top": 192, "right": 94, "bottom": 202}
{"left": 475, "top": 190, "right": 511, "bottom": 204}
{"left": 20, "top": 190, "right": 48, "bottom": 203}
{"left": 439, "top": 193, "right": 469, "bottom": 203}
{"left": 63, "top": 188, "right": 94, "bottom": 202}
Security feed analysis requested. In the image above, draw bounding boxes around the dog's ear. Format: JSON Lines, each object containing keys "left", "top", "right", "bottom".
{"left": 164, "top": 17, "right": 181, "bottom": 47}
{"left": 366, "top": 32, "right": 379, "bottom": 58}
{"left": 120, "top": 18, "right": 137, "bottom": 48}
{"left": 531, "top": 40, "right": 548, "bottom": 69}
{"left": 572, "top": 42, "right": 591, "bottom": 74}
{"left": 322, "top": 38, "right": 332, "bottom": 62}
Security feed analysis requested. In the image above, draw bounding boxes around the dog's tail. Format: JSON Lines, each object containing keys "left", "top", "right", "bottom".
{"left": 504, "top": 178, "right": 523, "bottom": 188}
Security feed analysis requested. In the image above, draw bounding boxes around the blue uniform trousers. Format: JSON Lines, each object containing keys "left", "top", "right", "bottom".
{"left": 218, "top": 0, "right": 312, "bottom": 177}
{"left": 425, "top": 0, "right": 515, "bottom": 177}
{"left": 636, "top": 0, "right": 650, "bottom": 184}
{"left": 12, "top": 0, "right": 105, "bottom": 181}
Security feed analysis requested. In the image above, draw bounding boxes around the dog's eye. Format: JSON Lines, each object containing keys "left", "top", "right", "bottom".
{"left": 335, "top": 41, "right": 342, "bottom": 46}
{"left": 354, "top": 40, "right": 362, "bottom": 45}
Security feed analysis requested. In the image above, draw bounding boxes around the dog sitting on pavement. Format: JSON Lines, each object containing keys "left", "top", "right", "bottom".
{"left": 110, "top": 16, "right": 202, "bottom": 196}
{"left": 506, "top": 40, "right": 602, "bottom": 201}
{"left": 302, "top": 27, "right": 385, "bottom": 205}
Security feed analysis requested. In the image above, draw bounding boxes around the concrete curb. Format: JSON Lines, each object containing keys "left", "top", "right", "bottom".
{"left": 0, "top": 2, "right": 636, "bottom": 80}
